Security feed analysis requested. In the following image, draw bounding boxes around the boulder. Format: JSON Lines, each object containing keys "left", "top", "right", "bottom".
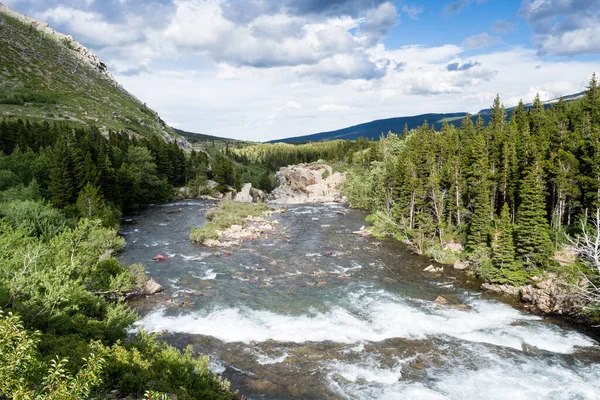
{"left": 268, "top": 163, "right": 346, "bottom": 204}
{"left": 141, "top": 279, "right": 164, "bottom": 295}
{"left": 453, "top": 260, "right": 469, "bottom": 270}
{"left": 424, "top": 265, "right": 443, "bottom": 273}
{"left": 234, "top": 183, "right": 254, "bottom": 203}
{"left": 434, "top": 295, "right": 448, "bottom": 304}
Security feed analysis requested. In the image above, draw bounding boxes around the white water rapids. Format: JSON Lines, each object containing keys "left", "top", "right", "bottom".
{"left": 122, "top": 201, "right": 600, "bottom": 399}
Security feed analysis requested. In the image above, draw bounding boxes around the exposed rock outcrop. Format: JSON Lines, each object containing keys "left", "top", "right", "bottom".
{"left": 234, "top": 183, "right": 266, "bottom": 203}
{"left": 481, "top": 273, "right": 585, "bottom": 316}
{"left": 269, "top": 163, "right": 346, "bottom": 204}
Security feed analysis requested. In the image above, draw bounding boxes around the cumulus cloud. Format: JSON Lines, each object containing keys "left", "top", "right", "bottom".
{"left": 295, "top": 52, "right": 387, "bottom": 83}
{"left": 462, "top": 32, "right": 503, "bottom": 49}
{"left": 519, "top": 0, "right": 600, "bottom": 56}
{"left": 357, "top": 2, "right": 398, "bottom": 46}
{"left": 38, "top": 6, "right": 143, "bottom": 47}
{"left": 491, "top": 19, "right": 514, "bottom": 34}
{"left": 6, "top": 0, "right": 401, "bottom": 83}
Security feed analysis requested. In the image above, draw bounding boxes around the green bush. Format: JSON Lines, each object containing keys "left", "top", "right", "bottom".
{"left": 0, "top": 169, "right": 19, "bottom": 190}
{"left": 0, "top": 311, "right": 105, "bottom": 399}
{"left": 98, "top": 333, "right": 232, "bottom": 399}
{"left": 190, "top": 223, "right": 220, "bottom": 243}
{"left": 0, "top": 200, "right": 68, "bottom": 240}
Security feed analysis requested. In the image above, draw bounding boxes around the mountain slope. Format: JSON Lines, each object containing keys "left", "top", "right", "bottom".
{"left": 0, "top": 4, "right": 185, "bottom": 144}
{"left": 271, "top": 92, "right": 586, "bottom": 143}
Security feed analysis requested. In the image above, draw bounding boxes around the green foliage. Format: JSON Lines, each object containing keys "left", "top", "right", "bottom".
{"left": 0, "top": 200, "right": 68, "bottom": 240}
{"left": 76, "top": 183, "right": 105, "bottom": 220}
{"left": 190, "top": 223, "right": 220, "bottom": 243}
{"left": 516, "top": 166, "right": 553, "bottom": 268}
{"left": 340, "top": 75, "right": 600, "bottom": 285}
{"left": 0, "top": 311, "right": 105, "bottom": 399}
{"left": 343, "top": 167, "right": 378, "bottom": 210}
{"left": 492, "top": 203, "right": 516, "bottom": 269}
{"left": 99, "top": 333, "right": 231, "bottom": 399}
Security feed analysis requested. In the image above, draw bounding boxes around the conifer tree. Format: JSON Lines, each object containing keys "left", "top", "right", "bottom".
{"left": 467, "top": 179, "right": 492, "bottom": 249}
{"left": 492, "top": 203, "right": 515, "bottom": 268}
{"left": 48, "top": 138, "right": 75, "bottom": 208}
{"left": 515, "top": 165, "right": 552, "bottom": 268}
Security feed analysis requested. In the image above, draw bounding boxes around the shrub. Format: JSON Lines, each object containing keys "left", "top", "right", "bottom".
{"left": 99, "top": 333, "right": 232, "bottom": 399}
{"left": 0, "top": 200, "right": 68, "bottom": 240}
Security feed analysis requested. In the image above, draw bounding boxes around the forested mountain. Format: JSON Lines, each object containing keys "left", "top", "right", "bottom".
{"left": 343, "top": 74, "right": 599, "bottom": 285}
{"left": 272, "top": 92, "right": 586, "bottom": 143}
{"left": 0, "top": 4, "right": 184, "bottom": 144}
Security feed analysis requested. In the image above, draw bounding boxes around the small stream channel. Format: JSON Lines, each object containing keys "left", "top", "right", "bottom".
{"left": 120, "top": 200, "right": 600, "bottom": 399}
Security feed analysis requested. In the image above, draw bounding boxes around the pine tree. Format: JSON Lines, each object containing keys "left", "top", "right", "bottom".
{"left": 466, "top": 131, "right": 492, "bottom": 249}
{"left": 515, "top": 165, "right": 552, "bottom": 268}
{"left": 467, "top": 179, "right": 492, "bottom": 249}
{"left": 48, "top": 138, "right": 75, "bottom": 208}
{"left": 492, "top": 203, "right": 515, "bottom": 268}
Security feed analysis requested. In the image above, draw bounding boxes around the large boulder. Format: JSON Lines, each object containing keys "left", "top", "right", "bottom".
{"left": 269, "top": 163, "right": 346, "bottom": 204}
{"left": 234, "top": 183, "right": 254, "bottom": 203}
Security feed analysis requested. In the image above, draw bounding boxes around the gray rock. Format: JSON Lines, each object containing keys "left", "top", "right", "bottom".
{"left": 142, "top": 279, "right": 163, "bottom": 295}
{"left": 234, "top": 183, "right": 254, "bottom": 203}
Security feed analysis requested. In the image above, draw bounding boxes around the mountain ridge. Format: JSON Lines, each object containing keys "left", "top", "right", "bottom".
{"left": 270, "top": 91, "right": 586, "bottom": 143}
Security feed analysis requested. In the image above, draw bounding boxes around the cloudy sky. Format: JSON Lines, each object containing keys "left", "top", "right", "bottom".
{"left": 4, "top": 0, "right": 600, "bottom": 141}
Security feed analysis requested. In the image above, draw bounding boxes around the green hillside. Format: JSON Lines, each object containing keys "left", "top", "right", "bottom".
{"left": 0, "top": 4, "right": 185, "bottom": 144}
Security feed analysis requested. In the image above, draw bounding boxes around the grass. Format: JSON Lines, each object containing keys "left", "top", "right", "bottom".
{"left": 190, "top": 201, "right": 269, "bottom": 243}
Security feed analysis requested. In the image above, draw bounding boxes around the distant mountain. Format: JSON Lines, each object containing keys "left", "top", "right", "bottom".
{"left": 270, "top": 91, "right": 586, "bottom": 143}
{"left": 0, "top": 4, "right": 185, "bottom": 145}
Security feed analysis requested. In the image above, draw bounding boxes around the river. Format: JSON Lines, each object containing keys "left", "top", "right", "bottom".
{"left": 120, "top": 200, "right": 600, "bottom": 399}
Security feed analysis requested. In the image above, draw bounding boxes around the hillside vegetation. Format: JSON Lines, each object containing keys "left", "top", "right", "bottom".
{"left": 0, "top": 4, "right": 183, "bottom": 143}
{"left": 343, "top": 74, "right": 600, "bottom": 291}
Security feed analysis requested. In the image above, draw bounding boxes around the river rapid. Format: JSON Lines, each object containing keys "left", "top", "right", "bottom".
{"left": 120, "top": 200, "right": 600, "bottom": 399}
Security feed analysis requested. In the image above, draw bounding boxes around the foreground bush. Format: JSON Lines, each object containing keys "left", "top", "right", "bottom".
{"left": 0, "top": 312, "right": 233, "bottom": 399}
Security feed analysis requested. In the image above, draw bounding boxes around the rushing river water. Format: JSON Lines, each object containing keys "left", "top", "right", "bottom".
{"left": 120, "top": 200, "right": 600, "bottom": 399}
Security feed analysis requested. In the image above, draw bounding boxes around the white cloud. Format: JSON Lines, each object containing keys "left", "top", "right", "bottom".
{"left": 519, "top": 0, "right": 600, "bottom": 56}
{"left": 285, "top": 101, "right": 303, "bottom": 109}
{"left": 319, "top": 104, "right": 352, "bottom": 111}
{"left": 114, "top": 44, "right": 596, "bottom": 141}
{"left": 38, "top": 6, "right": 142, "bottom": 47}
{"left": 401, "top": 5, "right": 424, "bottom": 19}
{"left": 462, "top": 32, "right": 503, "bottom": 49}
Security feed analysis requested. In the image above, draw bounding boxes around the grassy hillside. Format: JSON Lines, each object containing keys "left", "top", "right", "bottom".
{"left": 0, "top": 4, "right": 184, "bottom": 144}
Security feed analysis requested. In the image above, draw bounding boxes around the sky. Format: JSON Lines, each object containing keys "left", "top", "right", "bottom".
{"left": 4, "top": 0, "right": 600, "bottom": 141}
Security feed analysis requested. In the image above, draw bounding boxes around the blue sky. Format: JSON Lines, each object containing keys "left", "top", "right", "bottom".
{"left": 4, "top": 0, "right": 600, "bottom": 141}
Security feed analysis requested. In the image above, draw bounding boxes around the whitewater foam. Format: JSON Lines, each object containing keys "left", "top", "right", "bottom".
{"left": 135, "top": 289, "right": 596, "bottom": 353}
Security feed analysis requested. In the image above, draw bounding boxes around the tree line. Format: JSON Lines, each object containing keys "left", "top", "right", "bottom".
{"left": 344, "top": 73, "right": 600, "bottom": 285}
